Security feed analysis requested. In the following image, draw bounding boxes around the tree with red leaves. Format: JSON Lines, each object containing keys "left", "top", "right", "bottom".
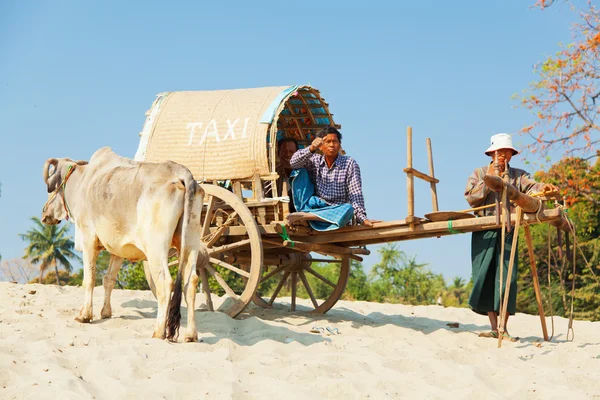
{"left": 519, "top": 1, "right": 600, "bottom": 162}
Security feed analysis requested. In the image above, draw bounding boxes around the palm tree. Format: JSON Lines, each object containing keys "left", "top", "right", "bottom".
{"left": 19, "top": 217, "right": 81, "bottom": 285}
{"left": 451, "top": 277, "right": 466, "bottom": 305}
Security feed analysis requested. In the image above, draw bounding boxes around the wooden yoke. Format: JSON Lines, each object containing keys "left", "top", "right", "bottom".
{"left": 403, "top": 126, "right": 440, "bottom": 229}
{"left": 483, "top": 175, "right": 541, "bottom": 213}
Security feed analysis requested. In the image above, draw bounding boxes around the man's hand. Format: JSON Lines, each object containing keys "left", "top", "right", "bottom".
{"left": 362, "top": 219, "right": 381, "bottom": 227}
{"left": 542, "top": 183, "right": 559, "bottom": 193}
{"left": 487, "top": 163, "right": 500, "bottom": 176}
{"left": 309, "top": 137, "right": 323, "bottom": 153}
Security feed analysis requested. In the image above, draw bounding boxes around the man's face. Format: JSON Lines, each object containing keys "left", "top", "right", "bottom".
{"left": 492, "top": 148, "right": 514, "bottom": 171}
{"left": 321, "top": 133, "right": 341, "bottom": 157}
{"left": 279, "top": 141, "right": 297, "bottom": 169}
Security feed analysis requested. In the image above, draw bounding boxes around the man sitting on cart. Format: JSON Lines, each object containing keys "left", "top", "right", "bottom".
{"left": 266, "top": 137, "right": 298, "bottom": 211}
{"left": 288, "top": 126, "right": 379, "bottom": 231}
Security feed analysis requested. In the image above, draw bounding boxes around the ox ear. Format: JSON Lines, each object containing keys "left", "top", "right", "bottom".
{"left": 43, "top": 158, "right": 58, "bottom": 183}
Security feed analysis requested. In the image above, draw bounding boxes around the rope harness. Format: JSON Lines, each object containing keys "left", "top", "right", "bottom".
{"left": 42, "top": 165, "right": 76, "bottom": 221}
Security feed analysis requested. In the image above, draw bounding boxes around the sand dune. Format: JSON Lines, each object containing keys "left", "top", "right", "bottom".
{"left": 0, "top": 282, "right": 598, "bottom": 399}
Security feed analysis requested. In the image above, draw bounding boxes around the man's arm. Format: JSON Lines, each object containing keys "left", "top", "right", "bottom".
{"left": 465, "top": 167, "right": 491, "bottom": 207}
{"left": 347, "top": 160, "right": 367, "bottom": 224}
{"left": 519, "top": 171, "right": 549, "bottom": 195}
{"left": 289, "top": 147, "right": 314, "bottom": 170}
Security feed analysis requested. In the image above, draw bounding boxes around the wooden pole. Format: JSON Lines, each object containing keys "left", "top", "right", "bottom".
{"left": 498, "top": 208, "right": 523, "bottom": 348}
{"left": 426, "top": 138, "right": 439, "bottom": 212}
{"left": 406, "top": 127, "right": 415, "bottom": 228}
{"left": 524, "top": 224, "right": 550, "bottom": 341}
{"left": 497, "top": 187, "right": 507, "bottom": 337}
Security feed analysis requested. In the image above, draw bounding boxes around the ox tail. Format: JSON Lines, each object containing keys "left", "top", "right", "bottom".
{"left": 166, "top": 173, "right": 202, "bottom": 342}
{"left": 166, "top": 267, "right": 183, "bottom": 341}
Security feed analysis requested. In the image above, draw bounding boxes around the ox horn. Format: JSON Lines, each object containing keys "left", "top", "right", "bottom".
{"left": 43, "top": 158, "right": 58, "bottom": 182}
{"left": 75, "top": 160, "right": 88, "bottom": 166}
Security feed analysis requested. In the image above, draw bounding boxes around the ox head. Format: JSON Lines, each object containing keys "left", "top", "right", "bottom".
{"left": 41, "top": 157, "right": 88, "bottom": 225}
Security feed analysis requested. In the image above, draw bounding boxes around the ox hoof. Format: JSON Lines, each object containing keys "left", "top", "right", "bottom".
{"left": 100, "top": 307, "right": 112, "bottom": 319}
{"left": 152, "top": 332, "right": 166, "bottom": 340}
{"left": 74, "top": 316, "right": 92, "bottom": 323}
{"left": 184, "top": 334, "right": 198, "bottom": 343}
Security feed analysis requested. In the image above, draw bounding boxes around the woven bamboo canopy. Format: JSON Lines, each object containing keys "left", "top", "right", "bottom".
{"left": 134, "top": 85, "right": 339, "bottom": 181}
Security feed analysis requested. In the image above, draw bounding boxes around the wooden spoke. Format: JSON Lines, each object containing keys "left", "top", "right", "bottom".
{"left": 209, "top": 257, "right": 250, "bottom": 278}
{"left": 205, "top": 211, "right": 239, "bottom": 247}
{"left": 205, "top": 263, "right": 239, "bottom": 299}
{"left": 210, "top": 239, "right": 251, "bottom": 255}
{"left": 198, "top": 266, "right": 214, "bottom": 312}
{"left": 305, "top": 265, "right": 336, "bottom": 289}
{"left": 202, "top": 195, "right": 216, "bottom": 239}
{"left": 260, "top": 265, "right": 286, "bottom": 282}
{"left": 291, "top": 272, "right": 297, "bottom": 311}
{"left": 254, "top": 255, "right": 350, "bottom": 314}
{"left": 298, "top": 270, "right": 319, "bottom": 308}
{"left": 168, "top": 259, "right": 178, "bottom": 267}
{"left": 269, "top": 271, "right": 291, "bottom": 306}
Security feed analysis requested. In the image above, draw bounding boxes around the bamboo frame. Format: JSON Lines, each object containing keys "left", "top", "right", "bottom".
{"left": 404, "top": 126, "right": 440, "bottom": 228}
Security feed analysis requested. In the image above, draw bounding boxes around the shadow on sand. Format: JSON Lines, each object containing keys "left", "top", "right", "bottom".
{"left": 119, "top": 299, "right": 330, "bottom": 346}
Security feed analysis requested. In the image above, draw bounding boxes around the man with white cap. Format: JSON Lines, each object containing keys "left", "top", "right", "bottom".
{"left": 464, "top": 133, "right": 558, "bottom": 341}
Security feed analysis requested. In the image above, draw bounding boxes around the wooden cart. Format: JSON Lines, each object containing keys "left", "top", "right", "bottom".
{"left": 134, "top": 85, "right": 569, "bottom": 333}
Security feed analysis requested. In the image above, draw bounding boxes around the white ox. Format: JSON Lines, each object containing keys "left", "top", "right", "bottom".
{"left": 41, "top": 147, "right": 207, "bottom": 342}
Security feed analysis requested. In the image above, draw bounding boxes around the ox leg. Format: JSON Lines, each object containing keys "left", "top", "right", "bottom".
{"left": 148, "top": 252, "right": 172, "bottom": 339}
{"left": 76, "top": 243, "right": 100, "bottom": 323}
{"left": 182, "top": 249, "right": 204, "bottom": 342}
{"left": 101, "top": 255, "right": 124, "bottom": 319}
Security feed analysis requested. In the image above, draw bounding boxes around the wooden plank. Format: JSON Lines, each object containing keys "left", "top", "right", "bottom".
{"left": 280, "top": 240, "right": 365, "bottom": 262}
{"left": 297, "top": 208, "right": 564, "bottom": 245}
{"left": 221, "top": 209, "right": 566, "bottom": 246}
{"left": 402, "top": 167, "right": 440, "bottom": 184}
{"left": 281, "top": 240, "right": 370, "bottom": 255}
{"left": 253, "top": 172, "right": 264, "bottom": 202}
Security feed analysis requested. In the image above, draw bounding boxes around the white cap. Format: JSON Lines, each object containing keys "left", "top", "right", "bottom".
{"left": 485, "top": 133, "right": 519, "bottom": 156}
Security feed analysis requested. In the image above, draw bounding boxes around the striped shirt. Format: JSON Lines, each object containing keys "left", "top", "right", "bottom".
{"left": 465, "top": 164, "right": 546, "bottom": 216}
{"left": 290, "top": 148, "right": 367, "bottom": 223}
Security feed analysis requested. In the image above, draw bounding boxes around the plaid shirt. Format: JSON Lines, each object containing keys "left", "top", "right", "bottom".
{"left": 290, "top": 148, "right": 367, "bottom": 223}
{"left": 465, "top": 164, "right": 546, "bottom": 216}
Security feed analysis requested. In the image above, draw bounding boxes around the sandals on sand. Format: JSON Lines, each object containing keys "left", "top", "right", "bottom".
{"left": 310, "top": 326, "right": 341, "bottom": 335}
{"left": 478, "top": 331, "right": 519, "bottom": 342}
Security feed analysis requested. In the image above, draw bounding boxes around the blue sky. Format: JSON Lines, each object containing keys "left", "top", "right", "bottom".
{"left": 0, "top": 1, "right": 577, "bottom": 281}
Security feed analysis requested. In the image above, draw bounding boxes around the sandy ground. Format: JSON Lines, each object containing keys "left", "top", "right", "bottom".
{"left": 0, "top": 282, "right": 599, "bottom": 399}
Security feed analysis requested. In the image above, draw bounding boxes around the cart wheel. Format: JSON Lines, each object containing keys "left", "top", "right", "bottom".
{"left": 198, "top": 184, "right": 263, "bottom": 317}
{"left": 252, "top": 254, "right": 350, "bottom": 314}
{"left": 142, "top": 185, "right": 263, "bottom": 318}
